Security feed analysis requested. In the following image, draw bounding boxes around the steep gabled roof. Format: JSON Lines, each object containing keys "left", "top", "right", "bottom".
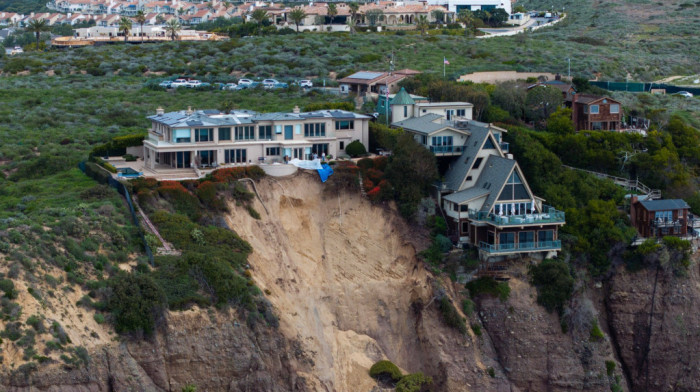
{"left": 442, "top": 124, "right": 490, "bottom": 191}
{"left": 478, "top": 155, "right": 518, "bottom": 212}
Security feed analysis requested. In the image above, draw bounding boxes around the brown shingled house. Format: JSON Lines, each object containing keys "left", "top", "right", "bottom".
{"left": 570, "top": 94, "right": 623, "bottom": 131}
{"left": 630, "top": 196, "right": 694, "bottom": 238}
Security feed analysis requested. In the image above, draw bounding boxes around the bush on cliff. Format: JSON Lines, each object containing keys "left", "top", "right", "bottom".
{"left": 369, "top": 360, "right": 402, "bottom": 382}
{"left": 529, "top": 259, "right": 574, "bottom": 314}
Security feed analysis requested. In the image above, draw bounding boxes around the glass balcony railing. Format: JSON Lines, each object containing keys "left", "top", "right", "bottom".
{"left": 468, "top": 205, "right": 566, "bottom": 226}
{"left": 429, "top": 145, "right": 465, "bottom": 154}
{"left": 479, "top": 240, "right": 562, "bottom": 254}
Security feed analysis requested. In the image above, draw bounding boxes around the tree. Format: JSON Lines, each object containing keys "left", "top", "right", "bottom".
{"left": 250, "top": 8, "right": 269, "bottom": 25}
{"left": 490, "top": 8, "right": 509, "bottom": 26}
{"left": 513, "top": 5, "right": 527, "bottom": 13}
{"left": 492, "top": 81, "right": 527, "bottom": 119}
{"left": 348, "top": 2, "right": 359, "bottom": 22}
{"left": 529, "top": 259, "right": 574, "bottom": 314}
{"left": 346, "top": 17, "right": 356, "bottom": 34}
{"left": 345, "top": 140, "right": 366, "bottom": 157}
{"left": 288, "top": 7, "right": 306, "bottom": 32}
{"left": 365, "top": 9, "right": 383, "bottom": 26}
{"left": 107, "top": 273, "right": 166, "bottom": 335}
{"left": 546, "top": 107, "right": 575, "bottom": 134}
{"left": 164, "top": 19, "right": 181, "bottom": 41}
{"left": 25, "top": 19, "right": 49, "bottom": 50}
{"left": 457, "top": 9, "right": 475, "bottom": 36}
{"left": 431, "top": 9, "right": 445, "bottom": 24}
{"left": 134, "top": 11, "right": 146, "bottom": 42}
{"left": 156, "top": 14, "right": 165, "bottom": 25}
{"left": 526, "top": 85, "right": 564, "bottom": 123}
{"left": 416, "top": 15, "right": 429, "bottom": 35}
{"left": 385, "top": 133, "right": 438, "bottom": 219}
{"left": 327, "top": 3, "right": 338, "bottom": 25}
{"left": 118, "top": 16, "right": 132, "bottom": 42}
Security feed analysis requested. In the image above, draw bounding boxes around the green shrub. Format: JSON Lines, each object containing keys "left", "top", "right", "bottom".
{"left": 438, "top": 296, "right": 467, "bottom": 334}
{"left": 529, "top": 259, "right": 574, "bottom": 314}
{"left": 357, "top": 158, "right": 375, "bottom": 171}
{"left": 25, "top": 315, "right": 43, "bottom": 331}
{"left": 106, "top": 272, "right": 166, "bottom": 335}
{"left": 461, "top": 299, "right": 474, "bottom": 316}
{"left": 466, "top": 277, "right": 510, "bottom": 301}
{"left": 303, "top": 101, "right": 354, "bottom": 111}
{"left": 590, "top": 320, "right": 604, "bottom": 341}
{"left": 0, "top": 279, "right": 17, "bottom": 299}
{"left": 426, "top": 215, "right": 447, "bottom": 236}
{"left": 487, "top": 367, "right": 495, "bottom": 378}
{"left": 93, "top": 313, "right": 105, "bottom": 324}
{"left": 434, "top": 234, "right": 453, "bottom": 252}
{"left": 395, "top": 372, "right": 432, "bottom": 392}
{"left": 246, "top": 205, "right": 261, "bottom": 220}
{"left": 345, "top": 140, "right": 367, "bottom": 157}
{"left": 605, "top": 360, "right": 616, "bottom": 376}
{"left": 471, "top": 323, "right": 482, "bottom": 336}
{"left": 369, "top": 360, "right": 402, "bottom": 382}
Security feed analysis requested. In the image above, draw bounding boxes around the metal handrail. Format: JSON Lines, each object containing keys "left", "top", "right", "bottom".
{"left": 479, "top": 240, "right": 562, "bottom": 253}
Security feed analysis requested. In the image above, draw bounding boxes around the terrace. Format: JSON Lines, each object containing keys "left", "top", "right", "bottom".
{"left": 468, "top": 205, "right": 566, "bottom": 227}
{"left": 479, "top": 240, "right": 562, "bottom": 254}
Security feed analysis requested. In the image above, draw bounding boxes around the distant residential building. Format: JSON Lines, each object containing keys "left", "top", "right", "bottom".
{"left": 570, "top": 94, "right": 623, "bottom": 131}
{"left": 508, "top": 12, "right": 529, "bottom": 25}
{"left": 527, "top": 78, "right": 575, "bottom": 101}
{"left": 142, "top": 107, "right": 370, "bottom": 174}
{"left": 630, "top": 196, "right": 696, "bottom": 238}
{"left": 425, "top": 0, "right": 511, "bottom": 15}
{"left": 338, "top": 69, "right": 421, "bottom": 96}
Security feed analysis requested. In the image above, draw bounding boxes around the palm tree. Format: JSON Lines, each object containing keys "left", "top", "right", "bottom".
{"left": 118, "top": 16, "right": 132, "bottom": 42}
{"left": 250, "top": 8, "right": 268, "bottom": 25}
{"left": 348, "top": 2, "right": 359, "bottom": 23}
{"left": 164, "top": 19, "right": 181, "bottom": 41}
{"left": 346, "top": 17, "right": 356, "bottom": 34}
{"left": 327, "top": 3, "right": 337, "bottom": 25}
{"left": 26, "top": 19, "right": 49, "bottom": 50}
{"left": 134, "top": 11, "right": 146, "bottom": 42}
{"left": 457, "top": 9, "right": 474, "bottom": 36}
{"left": 416, "top": 15, "right": 428, "bottom": 35}
{"left": 288, "top": 7, "right": 306, "bottom": 32}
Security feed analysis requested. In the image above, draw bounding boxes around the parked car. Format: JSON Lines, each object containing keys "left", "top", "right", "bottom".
{"left": 238, "top": 78, "right": 254, "bottom": 86}
{"left": 185, "top": 80, "right": 203, "bottom": 88}
{"left": 222, "top": 83, "right": 237, "bottom": 90}
{"left": 158, "top": 80, "right": 173, "bottom": 88}
{"left": 299, "top": 79, "right": 313, "bottom": 88}
{"left": 676, "top": 91, "right": 694, "bottom": 98}
{"left": 262, "top": 78, "right": 280, "bottom": 88}
{"left": 170, "top": 78, "right": 189, "bottom": 88}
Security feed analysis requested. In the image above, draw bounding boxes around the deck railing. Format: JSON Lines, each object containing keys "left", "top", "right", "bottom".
{"left": 479, "top": 240, "right": 562, "bottom": 254}
{"left": 468, "top": 205, "right": 565, "bottom": 226}
{"left": 429, "top": 145, "right": 465, "bottom": 154}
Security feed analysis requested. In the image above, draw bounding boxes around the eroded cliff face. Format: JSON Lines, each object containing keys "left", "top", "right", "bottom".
{"left": 3, "top": 307, "right": 306, "bottom": 392}
{"left": 227, "top": 172, "right": 507, "bottom": 391}
{"left": 606, "top": 259, "right": 700, "bottom": 392}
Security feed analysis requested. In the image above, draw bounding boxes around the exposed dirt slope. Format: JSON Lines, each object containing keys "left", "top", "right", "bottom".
{"left": 606, "top": 257, "right": 700, "bottom": 392}
{"left": 227, "top": 172, "right": 508, "bottom": 391}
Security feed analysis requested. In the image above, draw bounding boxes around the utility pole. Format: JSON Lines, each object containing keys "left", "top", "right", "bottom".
{"left": 566, "top": 57, "right": 570, "bottom": 79}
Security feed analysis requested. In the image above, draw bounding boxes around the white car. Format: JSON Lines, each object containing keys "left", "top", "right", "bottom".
{"left": 185, "top": 80, "right": 202, "bottom": 88}
{"left": 238, "top": 78, "right": 254, "bottom": 86}
{"left": 223, "top": 83, "right": 237, "bottom": 90}
{"left": 170, "top": 78, "right": 189, "bottom": 88}
{"left": 299, "top": 79, "right": 313, "bottom": 88}
{"left": 262, "top": 78, "right": 280, "bottom": 88}
{"left": 676, "top": 91, "right": 694, "bottom": 98}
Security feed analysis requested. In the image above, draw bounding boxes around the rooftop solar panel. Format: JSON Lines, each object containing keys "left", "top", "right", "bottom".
{"left": 348, "top": 71, "right": 384, "bottom": 80}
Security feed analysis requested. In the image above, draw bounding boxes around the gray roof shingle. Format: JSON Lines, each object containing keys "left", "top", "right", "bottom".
{"left": 442, "top": 124, "right": 491, "bottom": 191}
{"left": 478, "top": 155, "right": 517, "bottom": 212}
{"left": 443, "top": 187, "right": 490, "bottom": 204}
{"left": 148, "top": 109, "right": 369, "bottom": 128}
{"left": 639, "top": 199, "right": 690, "bottom": 212}
{"left": 391, "top": 113, "right": 446, "bottom": 134}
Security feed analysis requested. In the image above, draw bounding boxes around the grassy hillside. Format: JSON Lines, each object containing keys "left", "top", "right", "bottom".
{"left": 0, "top": 0, "right": 48, "bottom": 13}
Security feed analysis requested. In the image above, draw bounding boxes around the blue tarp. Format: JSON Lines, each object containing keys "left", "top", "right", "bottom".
{"left": 317, "top": 164, "right": 334, "bottom": 183}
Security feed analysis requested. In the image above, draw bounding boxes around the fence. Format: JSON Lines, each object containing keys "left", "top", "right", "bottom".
{"left": 78, "top": 161, "right": 154, "bottom": 265}
{"left": 590, "top": 81, "right": 700, "bottom": 96}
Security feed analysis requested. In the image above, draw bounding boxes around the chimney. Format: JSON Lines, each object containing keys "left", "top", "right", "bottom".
{"left": 156, "top": 107, "right": 165, "bottom": 115}
{"left": 293, "top": 105, "right": 300, "bottom": 114}
{"left": 186, "top": 106, "right": 193, "bottom": 115}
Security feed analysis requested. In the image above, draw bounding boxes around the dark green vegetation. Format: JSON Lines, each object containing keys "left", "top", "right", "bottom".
{"left": 369, "top": 359, "right": 433, "bottom": 391}
{"left": 529, "top": 259, "right": 574, "bottom": 314}
{"left": 0, "top": 0, "right": 47, "bottom": 13}
{"left": 466, "top": 277, "right": 511, "bottom": 301}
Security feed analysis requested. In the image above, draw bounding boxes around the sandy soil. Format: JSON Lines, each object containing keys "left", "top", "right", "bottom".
{"left": 225, "top": 173, "right": 434, "bottom": 391}
{"left": 458, "top": 71, "right": 560, "bottom": 83}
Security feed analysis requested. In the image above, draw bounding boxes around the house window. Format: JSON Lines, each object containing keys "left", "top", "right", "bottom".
{"left": 592, "top": 122, "right": 603, "bottom": 130}
{"left": 460, "top": 204, "right": 468, "bottom": 212}
{"left": 453, "top": 202, "right": 458, "bottom": 212}
{"left": 404, "top": 106, "right": 408, "bottom": 117}
{"left": 655, "top": 210, "right": 672, "bottom": 221}
{"left": 583, "top": 105, "right": 588, "bottom": 114}
{"left": 473, "top": 157, "right": 483, "bottom": 169}
{"left": 173, "top": 129, "right": 191, "bottom": 143}
{"left": 195, "top": 128, "right": 212, "bottom": 142}
{"left": 519, "top": 231, "right": 534, "bottom": 248}
{"left": 335, "top": 120, "right": 354, "bottom": 130}
{"left": 218, "top": 127, "right": 231, "bottom": 141}
{"left": 483, "top": 137, "right": 496, "bottom": 149}
{"left": 224, "top": 148, "right": 246, "bottom": 163}
{"left": 266, "top": 147, "right": 280, "bottom": 156}
{"left": 312, "top": 143, "right": 329, "bottom": 155}
{"left": 339, "top": 141, "right": 345, "bottom": 150}
{"left": 235, "top": 126, "right": 255, "bottom": 140}
{"left": 538, "top": 230, "right": 554, "bottom": 245}
{"left": 258, "top": 125, "right": 272, "bottom": 140}
{"left": 421, "top": 135, "right": 427, "bottom": 145}
{"left": 610, "top": 104, "right": 620, "bottom": 114}
{"left": 466, "top": 176, "right": 472, "bottom": 181}
{"left": 461, "top": 221, "right": 468, "bottom": 234}
{"left": 304, "top": 123, "right": 326, "bottom": 137}
{"left": 499, "top": 232, "right": 515, "bottom": 249}
{"left": 446, "top": 109, "right": 454, "bottom": 120}
{"left": 590, "top": 105, "right": 599, "bottom": 114}
{"left": 457, "top": 109, "right": 466, "bottom": 117}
